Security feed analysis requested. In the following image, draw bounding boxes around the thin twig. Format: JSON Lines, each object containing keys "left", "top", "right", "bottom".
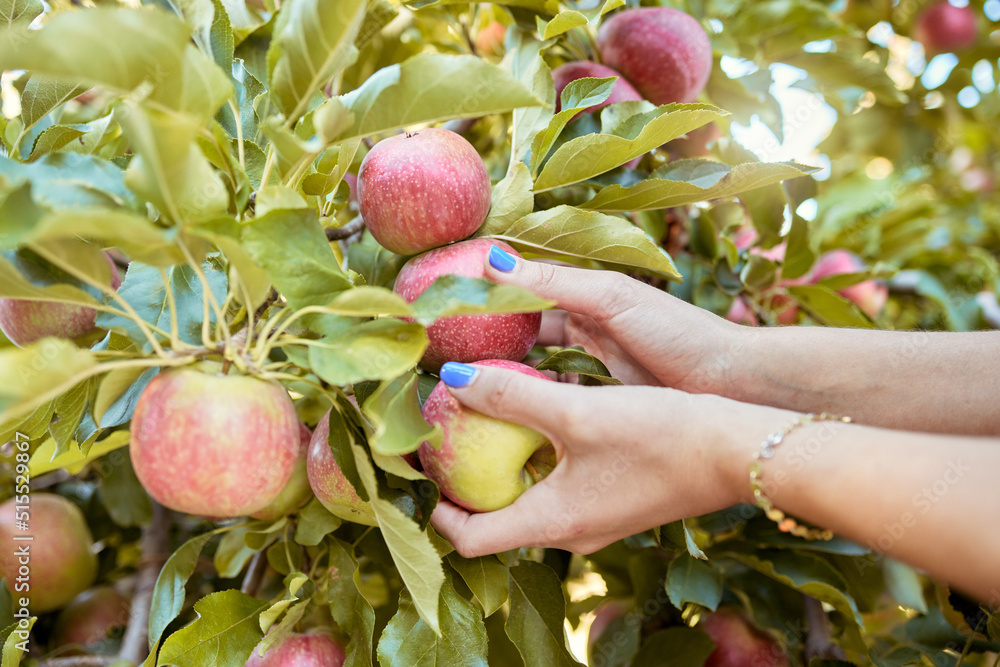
{"left": 241, "top": 551, "right": 267, "bottom": 597}
{"left": 325, "top": 216, "right": 365, "bottom": 241}
{"left": 117, "top": 501, "right": 172, "bottom": 664}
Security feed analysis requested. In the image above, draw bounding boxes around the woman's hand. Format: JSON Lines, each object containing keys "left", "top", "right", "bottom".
{"left": 486, "top": 246, "right": 746, "bottom": 391}
{"left": 429, "top": 361, "right": 786, "bottom": 557}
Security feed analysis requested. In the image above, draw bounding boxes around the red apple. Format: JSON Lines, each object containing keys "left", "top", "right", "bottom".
{"left": 245, "top": 631, "right": 346, "bottom": 667}
{"left": 913, "top": 2, "right": 977, "bottom": 55}
{"left": 130, "top": 368, "right": 300, "bottom": 518}
{"left": 419, "top": 359, "right": 555, "bottom": 512}
{"left": 393, "top": 239, "right": 542, "bottom": 372}
{"left": 0, "top": 254, "right": 121, "bottom": 347}
{"left": 597, "top": 8, "right": 713, "bottom": 104}
{"left": 357, "top": 128, "right": 492, "bottom": 255}
{"left": 0, "top": 493, "right": 97, "bottom": 613}
{"left": 552, "top": 61, "right": 643, "bottom": 116}
{"left": 475, "top": 21, "right": 506, "bottom": 56}
{"left": 306, "top": 410, "right": 377, "bottom": 526}
{"left": 810, "top": 250, "right": 888, "bottom": 318}
{"left": 251, "top": 423, "right": 315, "bottom": 521}
{"left": 343, "top": 173, "right": 359, "bottom": 209}
{"left": 667, "top": 122, "right": 722, "bottom": 158}
{"left": 700, "top": 609, "right": 789, "bottom": 667}
{"left": 52, "top": 586, "right": 130, "bottom": 655}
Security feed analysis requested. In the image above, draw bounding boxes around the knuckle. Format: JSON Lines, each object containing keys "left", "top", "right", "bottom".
{"left": 532, "top": 262, "right": 562, "bottom": 295}
{"left": 487, "top": 371, "right": 521, "bottom": 417}
{"left": 593, "top": 273, "right": 637, "bottom": 322}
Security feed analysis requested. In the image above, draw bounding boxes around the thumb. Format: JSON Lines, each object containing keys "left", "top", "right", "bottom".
{"left": 438, "top": 361, "right": 583, "bottom": 438}
{"left": 483, "top": 244, "right": 638, "bottom": 320}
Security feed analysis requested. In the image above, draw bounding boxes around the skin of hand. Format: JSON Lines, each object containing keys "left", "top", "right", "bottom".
{"left": 484, "top": 251, "right": 746, "bottom": 390}
{"left": 430, "top": 363, "right": 1000, "bottom": 601}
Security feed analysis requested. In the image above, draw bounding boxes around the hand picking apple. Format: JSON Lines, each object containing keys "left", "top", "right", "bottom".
{"left": 431, "top": 246, "right": 1000, "bottom": 601}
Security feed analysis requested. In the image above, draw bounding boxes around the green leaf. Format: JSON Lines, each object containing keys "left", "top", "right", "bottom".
{"left": 96, "top": 261, "right": 228, "bottom": 350}
{"left": 29, "top": 430, "right": 129, "bottom": 477}
{"left": 1, "top": 615, "right": 33, "bottom": 667}
{"left": 267, "top": 0, "right": 367, "bottom": 123}
{"left": 321, "top": 286, "right": 413, "bottom": 318}
{"left": 308, "top": 319, "right": 427, "bottom": 386}
{"left": 665, "top": 552, "right": 723, "bottom": 611}
{"left": 538, "top": 10, "right": 587, "bottom": 39}
{"left": 483, "top": 163, "right": 534, "bottom": 232}
{"left": 377, "top": 577, "right": 489, "bottom": 667}
{"left": 156, "top": 590, "right": 267, "bottom": 667}
{"left": 781, "top": 52, "right": 907, "bottom": 107}
{"left": 47, "top": 380, "right": 90, "bottom": 455}
{"left": 347, "top": 231, "right": 405, "bottom": 289}
{"left": 334, "top": 53, "right": 544, "bottom": 141}
{"left": 148, "top": 528, "right": 230, "bottom": 656}
{"left": 530, "top": 77, "right": 616, "bottom": 174}
{"left": 786, "top": 284, "right": 875, "bottom": 329}
{"left": 478, "top": 205, "right": 680, "bottom": 279}
{"left": 534, "top": 104, "right": 726, "bottom": 192}
{"left": 350, "top": 432, "right": 444, "bottom": 635}
{"left": 0, "top": 339, "right": 97, "bottom": 424}
{"left": 508, "top": 32, "right": 554, "bottom": 171}
{"left": 782, "top": 214, "right": 815, "bottom": 281}
{"left": 1, "top": 0, "right": 41, "bottom": 30}
{"left": 411, "top": 275, "right": 554, "bottom": 326}
{"left": 534, "top": 347, "right": 622, "bottom": 386}
{"left": 882, "top": 558, "right": 927, "bottom": 614}
{"left": 362, "top": 371, "right": 440, "bottom": 456}
{"left": 242, "top": 208, "right": 353, "bottom": 309}
{"left": 506, "top": 561, "right": 582, "bottom": 667}
{"left": 0, "top": 153, "right": 137, "bottom": 211}
{"left": 213, "top": 524, "right": 260, "bottom": 579}
{"left": 631, "top": 627, "right": 715, "bottom": 667}
{"left": 448, "top": 553, "right": 509, "bottom": 617}
{"left": 19, "top": 76, "right": 86, "bottom": 135}
{"left": 26, "top": 125, "right": 86, "bottom": 161}
{"left": 581, "top": 159, "right": 817, "bottom": 213}
{"left": 327, "top": 538, "right": 375, "bottom": 667}
{"left": 293, "top": 498, "right": 342, "bottom": 546}
{"left": 97, "top": 449, "right": 154, "bottom": 528}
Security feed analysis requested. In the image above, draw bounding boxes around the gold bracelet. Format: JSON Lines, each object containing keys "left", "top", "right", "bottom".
{"left": 748, "top": 412, "right": 851, "bottom": 541}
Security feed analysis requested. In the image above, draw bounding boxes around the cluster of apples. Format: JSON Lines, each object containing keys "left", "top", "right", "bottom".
{"left": 726, "top": 228, "right": 888, "bottom": 326}
{"left": 355, "top": 127, "right": 559, "bottom": 513}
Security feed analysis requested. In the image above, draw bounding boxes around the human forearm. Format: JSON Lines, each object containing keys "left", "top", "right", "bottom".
{"left": 723, "top": 327, "right": 1000, "bottom": 435}
{"left": 719, "top": 412, "right": 1000, "bottom": 601}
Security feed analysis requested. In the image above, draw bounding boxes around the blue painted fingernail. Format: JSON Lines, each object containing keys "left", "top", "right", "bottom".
{"left": 440, "top": 362, "right": 478, "bottom": 387}
{"left": 488, "top": 245, "right": 517, "bottom": 272}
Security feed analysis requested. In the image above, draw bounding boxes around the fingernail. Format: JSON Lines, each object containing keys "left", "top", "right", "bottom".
{"left": 488, "top": 245, "right": 517, "bottom": 272}
{"left": 440, "top": 362, "right": 478, "bottom": 388}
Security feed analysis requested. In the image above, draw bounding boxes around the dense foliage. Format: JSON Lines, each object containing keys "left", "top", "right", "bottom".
{"left": 0, "top": 0, "right": 998, "bottom": 665}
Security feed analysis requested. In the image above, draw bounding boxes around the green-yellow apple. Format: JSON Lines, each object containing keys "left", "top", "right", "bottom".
{"left": 700, "top": 608, "right": 788, "bottom": 667}
{"left": 306, "top": 410, "right": 377, "bottom": 526}
{"left": 393, "top": 239, "right": 542, "bottom": 372}
{"left": 52, "top": 586, "right": 130, "bottom": 655}
{"left": 0, "top": 253, "right": 121, "bottom": 347}
{"left": 914, "top": 2, "right": 977, "bottom": 55}
{"left": 0, "top": 493, "right": 97, "bottom": 613}
{"left": 130, "top": 368, "right": 300, "bottom": 518}
{"left": 251, "top": 423, "right": 315, "bottom": 521}
{"left": 357, "top": 128, "right": 491, "bottom": 255}
{"left": 597, "top": 8, "right": 712, "bottom": 104}
{"left": 419, "top": 359, "right": 556, "bottom": 512}
{"left": 245, "top": 631, "right": 346, "bottom": 667}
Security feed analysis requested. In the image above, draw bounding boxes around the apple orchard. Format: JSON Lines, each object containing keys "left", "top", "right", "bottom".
{"left": 0, "top": 0, "right": 998, "bottom": 665}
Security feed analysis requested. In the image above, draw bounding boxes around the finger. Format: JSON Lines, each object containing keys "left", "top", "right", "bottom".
{"left": 537, "top": 310, "right": 568, "bottom": 346}
{"left": 438, "top": 361, "right": 585, "bottom": 437}
{"left": 483, "top": 244, "right": 643, "bottom": 321}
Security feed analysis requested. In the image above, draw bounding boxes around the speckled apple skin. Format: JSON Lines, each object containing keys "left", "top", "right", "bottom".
{"left": 358, "top": 128, "right": 492, "bottom": 256}
{"left": 130, "top": 370, "right": 299, "bottom": 518}
{"left": 245, "top": 632, "right": 346, "bottom": 667}
{"left": 552, "top": 61, "right": 643, "bottom": 115}
{"left": 700, "top": 609, "right": 789, "bottom": 667}
{"left": 597, "top": 8, "right": 712, "bottom": 104}
{"left": 306, "top": 410, "right": 378, "bottom": 526}
{"left": 419, "top": 360, "right": 554, "bottom": 513}
{"left": 52, "top": 586, "right": 130, "bottom": 654}
{"left": 251, "top": 423, "right": 315, "bottom": 520}
{"left": 393, "top": 239, "right": 542, "bottom": 372}
{"left": 913, "top": 2, "right": 977, "bottom": 55}
{"left": 811, "top": 250, "right": 888, "bottom": 318}
{"left": 0, "top": 256, "right": 121, "bottom": 347}
{"left": 0, "top": 494, "right": 97, "bottom": 613}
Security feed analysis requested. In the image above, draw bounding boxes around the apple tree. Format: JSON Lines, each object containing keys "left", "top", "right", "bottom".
{"left": 0, "top": 0, "right": 998, "bottom": 665}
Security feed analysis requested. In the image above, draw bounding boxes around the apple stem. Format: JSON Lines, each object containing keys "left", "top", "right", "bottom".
{"left": 524, "top": 461, "right": 544, "bottom": 484}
